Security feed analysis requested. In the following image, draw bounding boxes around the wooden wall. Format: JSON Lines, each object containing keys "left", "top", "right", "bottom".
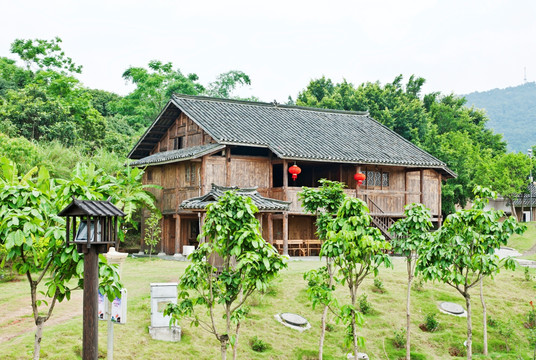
{"left": 151, "top": 112, "right": 215, "bottom": 154}
{"left": 204, "top": 155, "right": 271, "bottom": 190}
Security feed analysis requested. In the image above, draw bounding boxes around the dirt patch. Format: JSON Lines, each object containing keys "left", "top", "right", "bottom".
{"left": 0, "top": 291, "right": 83, "bottom": 344}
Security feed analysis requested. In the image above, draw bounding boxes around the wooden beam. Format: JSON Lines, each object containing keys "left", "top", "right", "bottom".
{"left": 226, "top": 147, "right": 231, "bottom": 187}
{"left": 268, "top": 213, "right": 273, "bottom": 244}
{"left": 404, "top": 169, "right": 408, "bottom": 206}
{"left": 175, "top": 214, "right": 181, "bottom": 254}
{"left": 283, "top": 212, "right": 289, "bottom": 256}
{"left": 420, "top": 169, "right": 424, "bottom": 204}
{"left": 283, "top": 159, "right": 288, "bottom": 201}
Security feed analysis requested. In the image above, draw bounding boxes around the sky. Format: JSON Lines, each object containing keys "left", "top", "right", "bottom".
{"left": 2, "top": 0, "right": 535, "bottom": 102}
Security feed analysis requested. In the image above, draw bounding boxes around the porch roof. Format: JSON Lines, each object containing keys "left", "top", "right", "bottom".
{"left": 129, "top": 143, "right": 224, "bottom": 167}
{"left": 179, "top": 184, "right": 291, "bottom": 212}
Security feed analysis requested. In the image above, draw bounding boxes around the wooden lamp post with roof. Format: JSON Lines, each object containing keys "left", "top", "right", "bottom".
{"left": 58, "top": 198, "right": 125, "bottom": 360}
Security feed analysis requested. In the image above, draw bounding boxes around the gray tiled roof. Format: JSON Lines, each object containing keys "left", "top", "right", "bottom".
{"left": 129, "top": 143, "right": 225, "bottom": 167}
{"left": 513, "top": 183, "right": 536, "bottom": 206}
{"left": 129, "top": 94, "right": 454, "bottom": 176}
{"left": 58, "top": 199, "right": 125, "bottom": 217}
{"left": 180, "top": 184, "right": 290, "bottom": 211}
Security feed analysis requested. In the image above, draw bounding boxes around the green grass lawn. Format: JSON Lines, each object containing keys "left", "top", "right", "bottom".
{"left": 1, "top": 256, "right": 535, "bottom": 359}
{"left": 508, "top": 222, "right": 536, "bottom": 254}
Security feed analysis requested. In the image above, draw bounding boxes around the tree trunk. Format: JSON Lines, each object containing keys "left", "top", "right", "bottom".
{"left": 232, "top": 322, "right": 240, "bottom": 360}
{"left": 480, "top": 279, "right": 487, "bottom": 356}
{"left": 510, "top": 198, "right": 517, "bottom": 220}
{"left": 465, "top": 294, "right": 472, "bottom": 360}
{"left": 406, "top": 258, "right": 413, "bottom": 360}
{"left": 350, "top": 290, "right": 358, "bottom": 359}
{"left": 319, "top": 305, "right": 328, "bottom": 360}
{"left": 33, "top": 318, "right": 44, "bottom": 360}
{"left": 319, "top": 260, "right": 334, "bottom": 360}
{"left": 220, "top": 339, "right": 227, "bottom": 360}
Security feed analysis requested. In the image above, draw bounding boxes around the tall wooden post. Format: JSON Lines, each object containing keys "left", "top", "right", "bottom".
{"left": 283, "top": 212, "right": 289, "bottom": 256}
{"left": 174, "top": 214, "right": 181, "bottom": 254}
{"left": 83, "top": 244, "right": 99, "bottom": 360}
{"left": 420, "top": 170, "right": 424, "bottom": 204}
{"left": 268, "top": 213, "right": 274, "bottom": 244}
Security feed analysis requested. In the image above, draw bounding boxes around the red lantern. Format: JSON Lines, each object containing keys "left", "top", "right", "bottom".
{"left": 354, "top": 172, "right": 366, "bottom": 186}
{"left": 289, "top": 164, "right": 301, "bottom": 181}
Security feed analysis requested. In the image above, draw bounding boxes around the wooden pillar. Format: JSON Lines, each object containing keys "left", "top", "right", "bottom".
{"left": 268, "top": 213, "right": 274, "bottom": 244}
{"left": 283, "top": 159, "right": 288, "bottom": 200}
{"left": 283, "top": 212, "right": 289, "bottom": 256}
{"left": 404, "top": 170, "right": 408, "bottom": 206}
{"left": 225, "top": 147, "right": 231, "bottom": 187}
{"left": 82, "top": 245, "right": 99, "bottom": 360}
{"left": 339, "top": 164, "right": 343, "bottom": 183}
{"left": 175, "top": 214, "right": 181, "bottom": 254}
{"left": 438, "top": 174, "right": 443, "bottom": 226}
{"left": 160, "top": 217, "right": 165, "bottom": 254}
{"left": 420, "top": 169, "right": 424, "bottom": 204}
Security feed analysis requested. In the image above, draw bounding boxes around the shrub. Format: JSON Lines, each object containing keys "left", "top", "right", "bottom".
{"left": 412, "top": 275, "right": 425, "bottom": 292}
{"left": 358, "top": 294, "right": 372, "bottom": 314}
{"left": 525, "top": 267, "right": 532, "bottom": 281}
{"left": 487, "top": 315, "right": 498, "bottom": 328}
{"left": 325, "top": 323, "right": 335, "bottom": 332}
{"left": 525, "top": 301, "right": 536, "bottom": 329}
{"left": 250, "top": 336, "right": 270, "bottom": 352}
{"left": 392, "top": 328, "right": 406, "bottom": 349}
{"left": 372, "top": 278, "right": 385, "bottom": 293}
{"left": 423, "top": 312, "right": 439, "bottom": 332}
{"left": 497, "top": 321, "right": 513, "bottom": 352}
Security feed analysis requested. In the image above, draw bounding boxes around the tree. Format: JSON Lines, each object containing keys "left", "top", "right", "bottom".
{"left": 10, "top": 37, "right": 82, "bottom": 74}
{"left": 206, "top": 70, "right": 251, "bottom": 99}
{"left": 299, "top": 179, "right": 346, "bottom": 359}
{"left": 477, "top": 152, "right": 532, "bottom": 218}
{"left": 322, "top": 197, "right": 391, "bottom": 358}
{"left": 164, "top": 191, "right": 287, "bottom": 360}
{"left": 0, "top": 159, "right": 121, "bottom": 360}
{"left": 143, "top": 212, "right": 161, "bottom": 257}
{"left": 417, "top": 186, "right": 525, "bottom": 360}
{"left": 390, "top": 203, "right": 432, "bottom": 360}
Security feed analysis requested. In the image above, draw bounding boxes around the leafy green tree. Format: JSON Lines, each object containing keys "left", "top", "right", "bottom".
{"left": 206, "top": 70, "right": 251, "bottom": 99}
{"left": 10, "top": 37, "right": 82, "bottom": 74}
{"left": 0, "top": 133, "right": 41, "bottom": 174}
{"left": 299, "top": 179, "right": 346, "bottom": 359}
{"left": 390, "top": 203, "right": 432, "bottom": 360}
{"left": 0, "top": 56, "right": 34, "bottom": 96}
{"left": 477, "top": 152, "right": 532, "bottom": 218}
{"left": 144, "top": 212, "right": 161, "bottom": 257}
{"left": 322, "top": 197, "right": 391, "bottom": 358}
{"left": 0, "top": 159, "right": 121, "bottom": 360}
{"left": 117, "top": 60, "right": 205, "bottom": 129}
{"left": 164, "top": 191, "right": 287, "bottom": 360}
{"left": 417, "top": 187, "right": 525, "bottom": 360}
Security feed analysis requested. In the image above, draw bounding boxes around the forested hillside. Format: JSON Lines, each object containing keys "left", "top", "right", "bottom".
{"left": 0, "top": 37, "right": 533, "bottom": 216}
{"left": 464, "top": 82, "right": 536, "bottom": 153}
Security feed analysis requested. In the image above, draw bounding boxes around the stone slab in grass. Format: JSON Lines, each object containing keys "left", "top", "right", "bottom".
{"left": 274, "top": 313, "right": 311, "bottom": 332}
{"left": 439, "top": 302, "right": 467, "bottom": 317}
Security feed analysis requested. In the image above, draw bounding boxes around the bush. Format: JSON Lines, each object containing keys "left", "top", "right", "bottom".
{"left": 525, "top": 301, "right": 536, "bottom": 329}
{"left": 392, "top": 328, "right": 406, "bottom": 349}
{"left": 525, "top": 267, "right": 532, "bottom": 281}
{"left": 412, "top": 275, "right": 425, "bottom": 292}
{"left": 358, "top": 294, "right": 372, "bottom": 314}
{"left": 250, "top": 336, "right": 270, "bottom": 352}
{"left": 497, "top": 320, "right": 513, "bottom": 352}
{"left": 372, "top": 277, "right": 385, "bottom": 293}
{"left": 325, "top": 323, "right": 335, "bottom": 332}
{"left": 487, "top": 315, "right": 498, "bottom": 328}
{"left": 422, "top": 312, "right": 439, "bottom": 332}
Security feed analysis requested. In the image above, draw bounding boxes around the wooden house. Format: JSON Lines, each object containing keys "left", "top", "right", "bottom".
{"left": 128, "top": 94, "right": 455, "bottom": 256}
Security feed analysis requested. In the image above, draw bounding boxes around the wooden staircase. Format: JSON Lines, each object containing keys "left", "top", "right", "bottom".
{"left": 363, "top": 195, "right": 396, "bottom": 240}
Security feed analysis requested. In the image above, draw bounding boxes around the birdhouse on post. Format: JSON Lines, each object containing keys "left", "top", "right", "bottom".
{"left": 58, "top": 198, "right": 125, "bottom": 360}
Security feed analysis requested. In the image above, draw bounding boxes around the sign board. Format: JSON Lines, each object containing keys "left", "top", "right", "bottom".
{"left": 98, "top": 289, "right": 127, "bottom": 324}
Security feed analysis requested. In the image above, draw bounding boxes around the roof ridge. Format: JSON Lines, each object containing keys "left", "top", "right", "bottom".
{"left": 172, "top": 93, "right": 370, "bottom": 116}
